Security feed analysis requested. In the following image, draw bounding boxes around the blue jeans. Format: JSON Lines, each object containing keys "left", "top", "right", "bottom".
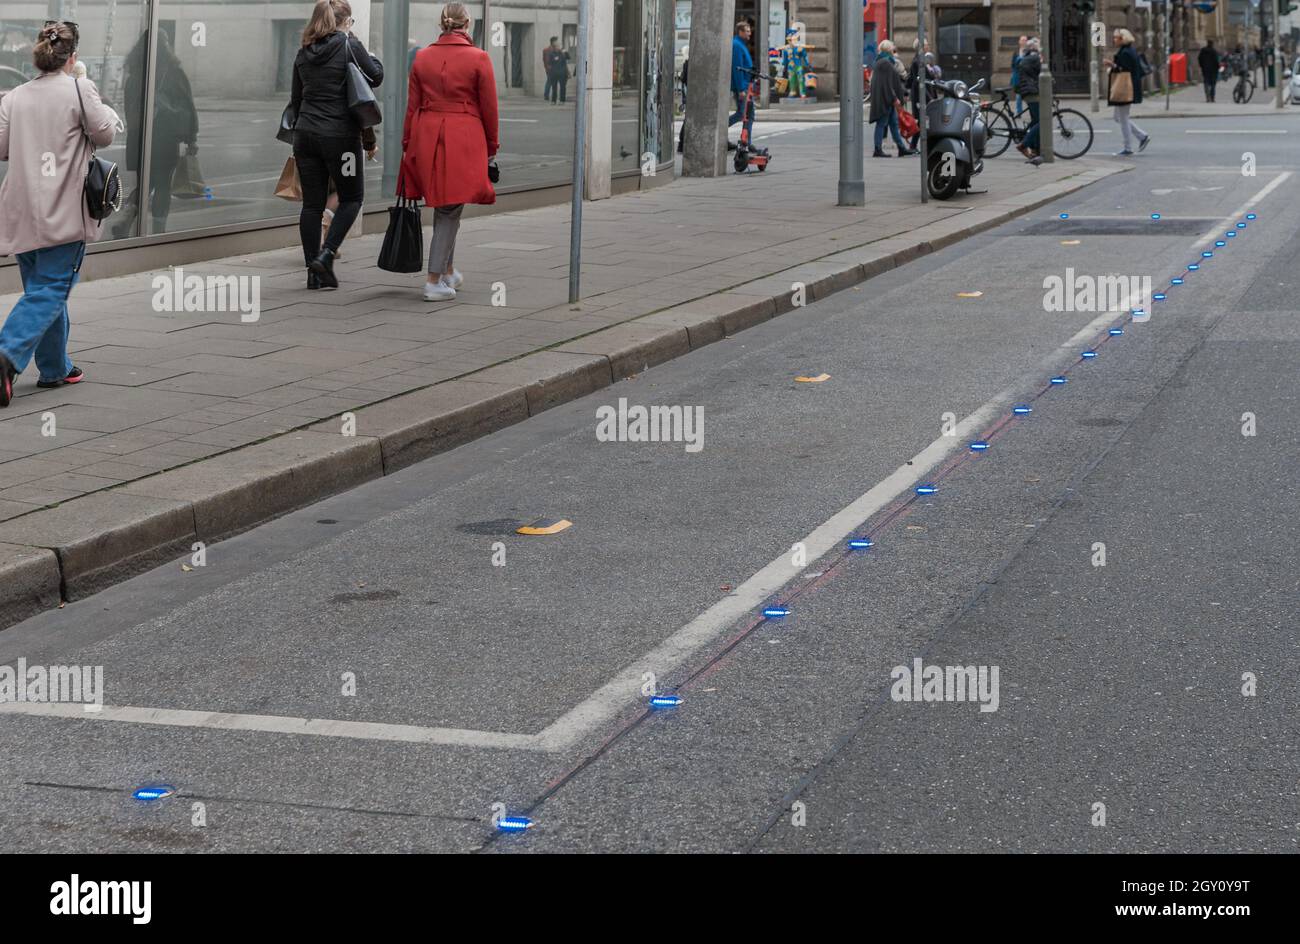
{"left": 873, "top": 106, "right": 908, "bottom": 151}
{"left": 0, "top": 240, "right": 84, "bottom": 382}
{"left": 1023, "top": 100, "right": 1041, "bottom": 152}
{"left": 728, "top": 90, "right": 747, "bottom": 127}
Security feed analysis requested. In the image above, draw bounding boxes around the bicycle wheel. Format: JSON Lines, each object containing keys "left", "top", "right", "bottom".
{"left": 982, "top": 108, "right": 1015, "bottom": 158}
{"left": 1052, "top": 107, "right": 1093, "bottom": 159}
{"left": 1241, "top": 77, "right": 1255, "bottom": 103}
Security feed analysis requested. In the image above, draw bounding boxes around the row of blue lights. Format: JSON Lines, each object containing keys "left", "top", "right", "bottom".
{"left": 488, "top": 210, "right": 1262, "bottom": 835}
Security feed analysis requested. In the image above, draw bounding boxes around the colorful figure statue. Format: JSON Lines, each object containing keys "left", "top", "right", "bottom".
{"left": 781, "top": 27, "right": 814, "bottom": 99}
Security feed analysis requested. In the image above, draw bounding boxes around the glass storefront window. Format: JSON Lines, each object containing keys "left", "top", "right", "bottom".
{"left": 1, "top": 0, "right": 670, "bottom": 254}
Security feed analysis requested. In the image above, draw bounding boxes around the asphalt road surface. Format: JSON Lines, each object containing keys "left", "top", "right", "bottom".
{"left": 1, "top": 113, "right": 1297, "bottom": 853}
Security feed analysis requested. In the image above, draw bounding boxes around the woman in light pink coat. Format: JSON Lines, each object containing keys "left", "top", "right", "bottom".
{"left": 0, "top": 21, "right": 118, "bottom": 407}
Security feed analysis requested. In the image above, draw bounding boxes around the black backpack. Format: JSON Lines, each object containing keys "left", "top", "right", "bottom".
{"left": 74, "top": 78, "right": 122, "bottom": 222}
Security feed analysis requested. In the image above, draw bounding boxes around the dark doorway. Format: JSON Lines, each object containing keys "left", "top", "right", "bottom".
{"left": 935, "top": 6, "right": 992, "bottom": 87}
{"left": 1049, "top": 0, "right": 1089, "bottom": 93}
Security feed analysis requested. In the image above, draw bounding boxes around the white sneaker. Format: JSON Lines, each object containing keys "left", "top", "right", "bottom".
{"left": 446, "top": 269, "right": 463, "bottom": 290}
{"left": 423, "top": 277, "right": 456, "bottom": 302}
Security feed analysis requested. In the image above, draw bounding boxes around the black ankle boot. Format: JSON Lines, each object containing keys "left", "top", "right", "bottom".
{"left": 307, "top": 269, "right": 320, "bottom": 290}
{"left": 309, "top": 248, "right": 339, "bottom": 289}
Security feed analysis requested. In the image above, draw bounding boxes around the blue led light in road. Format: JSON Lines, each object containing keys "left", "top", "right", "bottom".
{"left": 763, "top": 607, "right": 790, "bottom": 619}
{"left": 1150, "top": 213, "right": 1161, "bottom": 220}
{"left": 847, "top": 538, "right": 875, "bottom": 549}
{"left": 497, "top": 816, "right": 533, "bottom": 832}
{"left": 1059, "top": 213, "right": 1069, "bottom": 219}
{"left": 1081, "top": 350, "right": 1098, "bottom": 359}
{"left": 1215, "top": 240, "right": 1226, "bottom": 247}
{"left": 1171, "top": 277, "right": 1184, "bottom": 285}
{"left": 1012, "top": 405, "right": 1033, "bottom": 415}
{"left": 1236, "top": 222, "right": 1246, "bottom": 228}
{"left": 1246, "top": 213, "right": 1257, "bottom": 220}
{"left": 1187, "top": 264, "right": 1199, "bottom": 271}
{"left": 649, "top": 694, "right": 683, "bottom": 709}
{"left": 133, "top": 786, "right": 175, "bottom": 802}
{"left": 1153, "top": 293, "right": 1166, "bottom": 301}
{"left": 915, "top": 484, "right": 939, "bottom": 495}
{"left": 1201, "top": 251, "right": 1213, "bottom": 258}
{"left": 1050, "top": 376, "right": 1067, "bottom": 385}
{"left": 1108, "top": 327, "right": 1123, "bottom": 336}
{"left": 969, "top": 441, "right": 990, "bottom": 451}
{"left": 1227, "top": 231, "right": 1236, "bottom": 237}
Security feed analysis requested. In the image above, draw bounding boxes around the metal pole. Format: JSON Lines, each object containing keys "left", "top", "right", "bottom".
{"left": 138, "top": 0, "right": 161, "bottom": 236}
{"left": 838, "top": 0, "right": 864, "bottom": 205}
{"left": 918, "top": 0, "right": 928, "bottom": 203}
{"left": 1273, "top": 0, "right": 1284, "bottom": 107}
{"left": 1089, "top": 16, "right": 1100, "bottom": 114}
{"left": 1037, "top": 0, "right": 1054, "bottom": 161}
{"left": 569, "top": 0, "right": 590, "bottom": 304}
{"left": 1164, "top": 1, "right": 1171, "bottom": 110}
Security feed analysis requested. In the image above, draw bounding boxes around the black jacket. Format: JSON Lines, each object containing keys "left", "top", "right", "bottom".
{"left": 291, "top": 31, "right": 384, "bottom": 138}
{"left": 1198, "top": 45, "right": 1219, "bottom": 79}
{"left": 1016, "top": 50, "right": 1041, "bottom": 97}
{"left": 1115, "top": 44, "right": 1143, "bottom": 105}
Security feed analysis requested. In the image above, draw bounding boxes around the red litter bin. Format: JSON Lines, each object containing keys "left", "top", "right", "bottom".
{"left": 1169, "top": 52, "right": 1187, "bottom": 84}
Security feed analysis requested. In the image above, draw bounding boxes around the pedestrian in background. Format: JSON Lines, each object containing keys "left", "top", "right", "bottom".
{"left": 291, "top": 0, "right": 384, "bottom": 290}
{"left": 543, "top": 36, "right": 569, "bottom": 104}
{"left": 1010, "top": 35, "right": 1028, "bottom": 116}
{"left": 1198, "top": 39, "right": 1220, "bottom": 103}
{"left": 0, "top": 21, "right": 118, "bottom": 406}
{"left": 1107, "top": 28, "right": 1150, "bottom": 157}
{"left": 401, "top": 2, "right": 499, "bottom": 302}
{"left": 1016, "top": 38, "right": 1042, "bottom": 164}
{"left": 729, "top": 20, "right": 754, "bottom": 134}
{"left": 869, "top": 40, "right": 914, "bottom": 157}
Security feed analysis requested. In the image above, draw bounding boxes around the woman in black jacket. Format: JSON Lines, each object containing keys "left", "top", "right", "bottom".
{"left": 291, "top": 0, "right": 383, "bottom": 288}
{"left": 1016, "top": 39, "right": 1042, "bottom": 163}
{"left": 1106, "top": 28, "right": 1150, "bottom": 156}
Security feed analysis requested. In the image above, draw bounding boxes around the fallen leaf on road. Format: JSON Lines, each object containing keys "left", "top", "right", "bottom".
{"left": 956, "top": 291, "right": 983, "bottom": 298}
{"left": 795, "top": 373, "right": 831, "bottom": 383}
{"left": 181, "top": 564, "right": 193, "bottom": 572}
{"left": 1060, "top": 239, "right": 1081, "bottom": 245}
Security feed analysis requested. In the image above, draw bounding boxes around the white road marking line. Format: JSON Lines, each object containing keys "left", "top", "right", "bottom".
{"left": 0, "top": 702, "right": 544, "bottom": 751}
{"left": 1193, "top": 170, "right": 1291, "bottom": 247}
{"left": 1184, "top": 129, "right": 1288, "bottom": 134}
{"left": 0, "top": 210, "right": 1201, "bottom": 753}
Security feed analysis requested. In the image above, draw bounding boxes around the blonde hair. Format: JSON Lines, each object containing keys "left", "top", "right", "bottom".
{"left": 1115, "top": 28, "right": 1135, "bottom": 45}
{"left": 303, "top": 0, "right": 352, "bottom": 47}
{"left": 441, "top": 2, "right": 472, "bottom": 33}
{"left": 879, "top": 39, "right": 896, "bottom": 55}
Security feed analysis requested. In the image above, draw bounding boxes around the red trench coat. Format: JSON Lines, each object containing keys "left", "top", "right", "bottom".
{"left": 400, "top": 32, "right": 500, "bottom": 206}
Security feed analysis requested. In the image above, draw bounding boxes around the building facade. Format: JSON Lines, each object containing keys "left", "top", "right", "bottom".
{"left": 695, "top": 1, "right": 1281, "bottom": 103}
{"left": 0, "top": 0, "right": 675, "bottom": 280}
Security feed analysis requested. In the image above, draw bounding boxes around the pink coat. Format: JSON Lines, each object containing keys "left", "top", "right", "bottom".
{"left": 0, "top": 72, "right": 119, "bottom": 257}
{"left": 400, "top": 32, "right": 499, "bottom": 207}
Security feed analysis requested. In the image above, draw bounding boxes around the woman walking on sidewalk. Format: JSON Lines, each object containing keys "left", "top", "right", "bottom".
{"left": 291, "top": 0, "right": 383, "bottom": 290}
{"left": 1107, "top": 29, "right": 1151, "bottom": 157}
{"left": 0, "top": 21, "right": 119, "bottom": 407}
{"left": 401, "top": 2, "right": 499, "bottom": 302}
{"left": 868, "top": 40, "right": 915, "bottom": 158}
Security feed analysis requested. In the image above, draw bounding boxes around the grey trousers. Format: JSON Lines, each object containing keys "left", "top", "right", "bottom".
{"left": 428, "top": 204, "right": 464, "bottom": 275}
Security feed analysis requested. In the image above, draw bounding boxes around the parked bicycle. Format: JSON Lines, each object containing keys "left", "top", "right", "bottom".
{"left": 979, "top": 87, "right": 1094, "bottom": 160}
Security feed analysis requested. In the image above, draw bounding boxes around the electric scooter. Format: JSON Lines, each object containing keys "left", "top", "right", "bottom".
{"left": 924, "top": 77, "right": 987, "bottom": 200}
{"left": 733, "top": 67, "right": 771, "bottom": 174}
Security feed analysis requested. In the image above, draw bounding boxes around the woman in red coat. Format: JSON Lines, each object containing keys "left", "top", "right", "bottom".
{"left": 401, "top": 3, "right": 499, "bottom": 301}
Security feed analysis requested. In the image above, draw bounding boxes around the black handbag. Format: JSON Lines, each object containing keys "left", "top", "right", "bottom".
{"left": 378, "top": 178, "right": 423, "bottom": 273}
{"left": 344, "top": 39, "right": 382, "bottom": 129}
{"left": 74, "top": 79, "right": 122, "bottom": 222}
{"left": 277, "top": 102, "right": 297, "bottom": 144}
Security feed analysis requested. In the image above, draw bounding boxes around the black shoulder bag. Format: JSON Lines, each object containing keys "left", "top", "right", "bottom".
{"left": 344, "top": 37, "right": 382, "bottom": 129}
{"left": 377, "top": 173, "right": 423, "bottom": 273}
{"left": 74, "top": 78, "right": 122, "bottom": 222}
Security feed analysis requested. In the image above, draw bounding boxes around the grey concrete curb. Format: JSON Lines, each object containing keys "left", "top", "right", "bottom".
{"left": 0, "top": 164, "right": 1126, "bottom": 630}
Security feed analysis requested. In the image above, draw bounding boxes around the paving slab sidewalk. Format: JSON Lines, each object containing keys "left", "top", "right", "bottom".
{"left": 0, "top": 138, "right": 1126, "bottom": 627}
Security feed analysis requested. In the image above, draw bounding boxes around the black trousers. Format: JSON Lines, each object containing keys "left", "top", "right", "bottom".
{"left": 293, "top": 130, "right": 365, "bottom": 264}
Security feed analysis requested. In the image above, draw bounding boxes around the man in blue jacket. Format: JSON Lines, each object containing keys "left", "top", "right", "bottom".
{"left": 729, "top": 20, "right": 754, "bottom": 128}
